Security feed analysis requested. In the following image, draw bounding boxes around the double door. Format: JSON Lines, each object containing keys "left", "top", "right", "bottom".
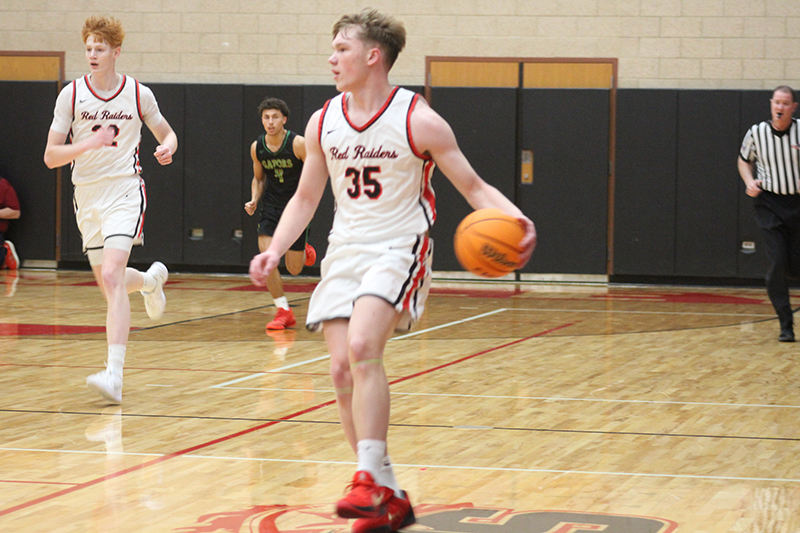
{"left": 426, "top": 58, "right": 615, "bottom": 277}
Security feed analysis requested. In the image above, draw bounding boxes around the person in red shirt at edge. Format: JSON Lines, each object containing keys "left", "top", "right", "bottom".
{"left": 0, "top": 176, "right": 21, "bottom": 270}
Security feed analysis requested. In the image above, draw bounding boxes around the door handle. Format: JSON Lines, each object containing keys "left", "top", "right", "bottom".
{"left": 521, "top": 150, "right": 533, "bottom": 184}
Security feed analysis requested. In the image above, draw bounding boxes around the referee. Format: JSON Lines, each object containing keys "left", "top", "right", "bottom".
{"left": 738, "top": 85, "right": 800, "bottom": 342}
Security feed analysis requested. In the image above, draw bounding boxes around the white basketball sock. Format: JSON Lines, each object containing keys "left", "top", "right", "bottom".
{"left": 374, "top": 454, "right": 401, "bottom": 496}
{"left": 356, "top": 439, "right": 386, "bottom": 479}
{"left": 140, "top": 270, "right": 157, "bottom": 293}
{"left": 274, "top": 296, "right": 290, "bottom": 310}
{"left": 107, "top": 344, "right": 126, "bottom": 376}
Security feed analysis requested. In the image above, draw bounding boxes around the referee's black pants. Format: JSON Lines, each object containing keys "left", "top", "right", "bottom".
{"left": 753, "top": 191, "right": 800, "bottom": 331}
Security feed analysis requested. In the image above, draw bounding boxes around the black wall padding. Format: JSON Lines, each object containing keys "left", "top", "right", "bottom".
{"left": 675, "top": 91, "right": 741, "bottom": 277}
{"left": 183, "top": 84, "right": 244, "bottom": 265}
{"left": 737, "top": 90, "right": 773, "bottom": 279}
{"left": 58, "top": 162, "right": 82, "bottom": 261}
{"left": 429, "top": 87, "right": 518, "bottom": 272}
{"left": 614, "top": 89, "right": 678, "bottom": 276}
{"left": 0, "top": 80, "right": 786, "bottom": 282}
{"left": 130, "top": 83, "right": 186, "bottom": 265}
{"left": 0, "top": 81, "right": 59, "bottom": 262}
{"left": 518, "top": 88, "right": 609, "bottom": 275}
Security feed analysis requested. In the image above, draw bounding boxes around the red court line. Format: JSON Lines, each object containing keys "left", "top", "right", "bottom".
{"left": 389, "top": 322, "right": 576, "bottom": 387}
{"left": 0, "top": 321, "right": 575, "bottom": 518}
{"left": 226, "top": 282, "right": 317, "bottom": 292}
{"left": 0, "top": 401, "right": 337, "bottom": 518}
{"left": 0, "top": 324, "right": 111, "bottom": 336}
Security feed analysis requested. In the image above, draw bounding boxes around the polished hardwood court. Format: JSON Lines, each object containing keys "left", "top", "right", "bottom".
{"left": 1, "top": 268, "right": 799, "bottom": 532}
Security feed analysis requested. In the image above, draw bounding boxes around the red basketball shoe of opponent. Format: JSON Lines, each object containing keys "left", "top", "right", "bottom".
{"left": 266, "top": 307, "right": 296, "bottom": 330}
{"left": 305, "top": 242, "right": 316, "bottom": 266}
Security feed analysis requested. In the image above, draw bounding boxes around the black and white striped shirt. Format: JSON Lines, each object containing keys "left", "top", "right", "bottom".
{"left": 740, "top": 118, "right": 800, "bottom": 195}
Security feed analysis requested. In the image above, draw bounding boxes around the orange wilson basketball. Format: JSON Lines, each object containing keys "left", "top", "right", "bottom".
{"left": 454, "top": 208, "right": 525, "bottom": 278}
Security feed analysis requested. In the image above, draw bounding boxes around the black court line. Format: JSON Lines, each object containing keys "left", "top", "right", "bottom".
{"left": 4, "top": 406, "right": 800, "bottom": 443}
{"left": 129, "top": 296, "right": 312, "bottom": 332}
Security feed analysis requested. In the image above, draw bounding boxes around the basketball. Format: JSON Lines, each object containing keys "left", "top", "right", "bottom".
{"left": 454, "top": 208, "right": 525, "bottom": 278}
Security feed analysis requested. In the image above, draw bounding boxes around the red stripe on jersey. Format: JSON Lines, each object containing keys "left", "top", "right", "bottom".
{"left": 133, "top": 144, "right": 141, "bottom": 175}
{"left": 407, "top": 94, "right": 431, "bottom": 160}
{"left": 134, "top": 79, "right": 144, "bottom": 122}
{"left": 402, "top": 234, "right": 430, "bottom": 310}
{"left": 421, "top": 159, "right": 436, "bottom": 224}
{"left": 84, "top": 74, "right": 128, "bottom": 102}
{"left": 318, "top": 99, "right": 332, "bottom": 145}
{"left": 342, "top": 86, "right": 399, "bottom": 132}
{"left": 70, "top": 79, "right": 77, "bottom": 117}
{"left": 69, "top": 80, "right": 77, "bottom": 141}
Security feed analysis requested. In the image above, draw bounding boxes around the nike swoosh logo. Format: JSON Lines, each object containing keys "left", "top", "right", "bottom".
{"left": 79, "top": 99, "right": 87, "bottom": 103}
{"left": 326, "top": 129, "right": 338, "bottom": 134}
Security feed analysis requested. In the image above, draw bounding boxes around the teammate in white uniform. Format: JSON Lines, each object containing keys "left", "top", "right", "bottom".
{"left": 249, "top": 9, "right": 535, "bottom": 533}
{"left": 44, "top": 16, "right": 178, "bottom": 405}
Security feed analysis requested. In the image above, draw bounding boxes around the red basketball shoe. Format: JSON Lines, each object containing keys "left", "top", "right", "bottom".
{"left": 3, "top": 241, "right": 19, "bottom": 270}
{"left": 304, "top": 243, "right": 316, "bottom": 266}
{"left": 353, "top": 490, "right": 416, "bottom": 533}
{"left": 266, "top": 307, "right": 296, "bottom": 330}
{"left": 336, "top": 471, "right": 393, "bottom": 520}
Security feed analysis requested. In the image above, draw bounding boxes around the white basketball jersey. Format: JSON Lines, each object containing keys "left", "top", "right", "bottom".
{"left": 319, "top": 87, "right": 436, "bottom": 245}
{"left": 54, "top": 75, "right": 161, "bottom": 185}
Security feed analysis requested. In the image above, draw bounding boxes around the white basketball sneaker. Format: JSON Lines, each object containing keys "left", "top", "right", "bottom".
{"left": 86, "top": 368, "right": 123, "bottom": 404}
{"left": 141, "top": 261, "right": 168, "bottom": 320}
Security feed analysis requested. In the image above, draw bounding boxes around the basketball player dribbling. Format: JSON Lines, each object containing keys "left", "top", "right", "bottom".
{"left": 249, "top": 9, "right": 536, "bottom": 532}
{"left": 44, "top": 15, "right": 178, "bottom": 405}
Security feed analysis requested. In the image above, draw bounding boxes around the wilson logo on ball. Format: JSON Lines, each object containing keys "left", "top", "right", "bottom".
{"left": 480, "top": 243, "right": 518, "bottom": 268}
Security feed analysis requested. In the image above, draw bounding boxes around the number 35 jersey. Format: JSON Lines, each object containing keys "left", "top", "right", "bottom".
{"left": 50, "top": 74, "right": 164, "bottom": 186}
{"left": 319, "top": 87, "right": 436, "bottom": 245}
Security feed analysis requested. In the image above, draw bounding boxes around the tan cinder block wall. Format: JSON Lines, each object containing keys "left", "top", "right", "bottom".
{"left": 0, "top": 0, "right": 798, "bottom": 89}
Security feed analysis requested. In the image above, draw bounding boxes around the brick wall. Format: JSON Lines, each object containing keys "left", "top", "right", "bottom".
{"left": 0, "top": 0, "right": 798, "bottom": 88}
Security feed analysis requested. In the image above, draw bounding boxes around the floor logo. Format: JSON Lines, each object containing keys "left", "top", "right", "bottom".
{"left": 175, "top": 502, "right": 678, "bottom": 532}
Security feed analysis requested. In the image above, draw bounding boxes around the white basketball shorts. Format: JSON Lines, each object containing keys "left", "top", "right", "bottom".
{"left": 306, "top": 233, "right": 433, "bottom": 332}
{"left": 73, "top": 176, "right": 146, "bottom": 255}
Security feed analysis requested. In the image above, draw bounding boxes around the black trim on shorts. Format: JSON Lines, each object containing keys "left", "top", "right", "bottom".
{"left": 133, "top": 179, "right": 145, "bottom": 239}
{"left": 393, "top": 235, "right": 422, "bottom": 306}
{"left": 358, "top": 293, "right": 396, "bottom": 308}
{"left": 306, "top": 314, "right": 351, "bottom": 332}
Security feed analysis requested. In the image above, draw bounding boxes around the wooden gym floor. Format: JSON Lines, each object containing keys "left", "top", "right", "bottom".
{"left": 1, "top": 268, "right": 799, "bottom": 532}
